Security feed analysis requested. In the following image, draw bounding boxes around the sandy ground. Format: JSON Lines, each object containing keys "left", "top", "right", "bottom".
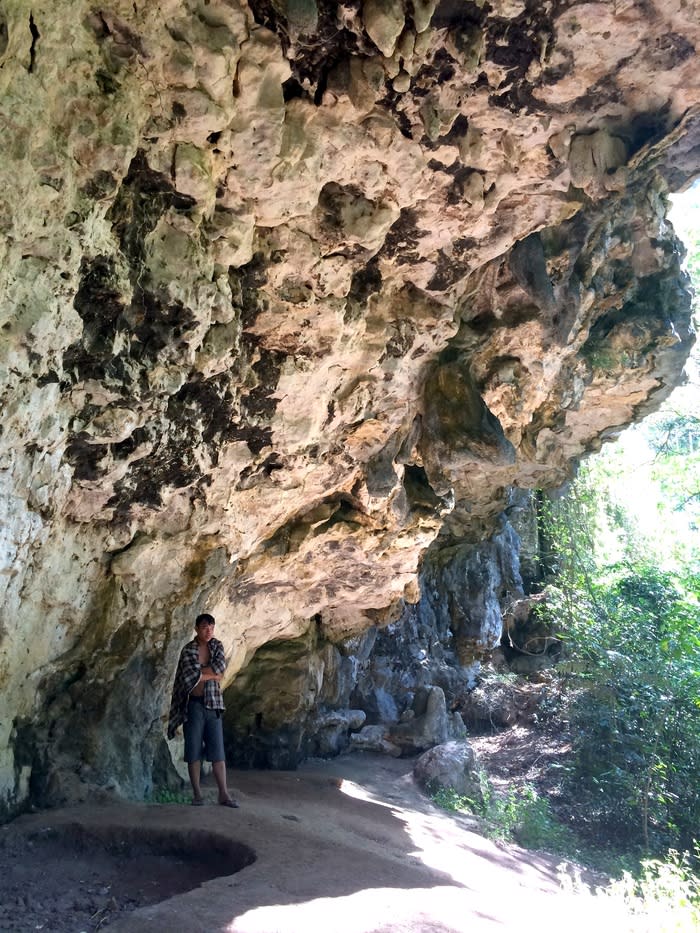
{"left": 1, "top": 752, "right": 616, "bottom": 933}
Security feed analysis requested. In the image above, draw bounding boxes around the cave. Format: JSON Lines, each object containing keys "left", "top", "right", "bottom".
{"left": 0, "top": 0, "right": 698, "bottom": 828}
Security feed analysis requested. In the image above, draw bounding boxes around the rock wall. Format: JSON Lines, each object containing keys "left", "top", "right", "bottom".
{"left": 0, "top": 0, "right": 698, "bottom": 813}
{"left": 223, "top": 521, "right": 522, "bottom": 766}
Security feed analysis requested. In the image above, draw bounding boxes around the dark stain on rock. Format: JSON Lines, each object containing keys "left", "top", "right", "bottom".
{"left": 481, "top": 4, "right": 556, "bottom": 113}
{"left": 427, "top": 250, "right": 467, "bottom": 292}
{"left": 72, "top": 255, "right": 125, "bottom": 346}
{"left": 344, "top": 257, "right": 382, "bottom": 323}
{"left": 111, "top": 427, "right": 149, "bottom": 460}
{"left": 0, "top": 13, "right": 8, "bottom": 58}
{"left": 509, "top": 233, "right": 555, "bottom": 310}
{"left": 64, "top": 437, "right": 109, "bottom": 482}
{"left": 413, "top": 47, "right": 459, "bottom": 94}
{"left": 380, "top": 208, "right": 425, "bottom": 264}
{"left": 230, "top": 424, "right": 273, "bottom": 455}
{"left": 127, "top": 287, "right": 198, "bottom": 359}
{"left": 95, "top": 67, "right": 120, "bottom": 95}
{"left": 232, "top": 252, "right": 269, "bottom": 329}
{"left": 453, "top": 236, "right": 481, "bottom": 259}
{"left": 241, "top": 344, "right": 285, "bottom": 421}
{"left": 108, "top": 149, "right": 195, "bottom": 274}
{"left": 170, "top": 377, "right": 238, "bottom": 447}
{"left": 393, "top": 106, "right": 414, "bottom": 140}
{"left": 486, "top": 16, "right": 539, "bottom": 75}
{"left": 445, "top": 163, "right": 485, "bottom": 205}
{"left": 238, "top": 453, "right": 284, "bottom": 489}
{"left": 432, "top": 0, "right": 485, "bottom": 31}
{"left": 317, "top": 182, "right": 366, "bottom": 236}
{"left": 66, "top": 253, "right": 197, "bottom": 387}
{"left": 82, "top": 170, "right": 118, "bottom": 200}
{"left": 247, "top": 0, "right": 363, "bottom": 104}
{"left": 422, "top": 114, "right": 471, "bottom": 154}
{"left": 645, "top": 31, "right": 695, "bottom": 70}
{"left": 103, "top": 373, "right": 247, "bottom": 513}
{"left": 36, "top": 371, "right": 60, "bottom": 387}
{"left": 64, "top": 256, "right": 130, "bottom": 384}
{"left": 27, "top": 14, "right": 40, "bottom": 74}
{"left": 380, "top": 320, "right": 417, "bottom": 361}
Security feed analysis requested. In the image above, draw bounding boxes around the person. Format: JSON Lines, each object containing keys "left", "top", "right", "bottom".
{"left": 167, "top": 612, "right": 239, "bottom": 807}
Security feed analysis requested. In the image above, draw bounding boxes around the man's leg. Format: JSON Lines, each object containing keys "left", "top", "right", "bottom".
{"left": 212, "top": 759, "right": 237, "bottom": 805}
{"left": 184, "top": 701, "right": 205, "bottom": 803}
{"left": 188, "top": 760, "right": 203, "bottom": 802}
{"left": 205, "top": 711, "right": 238, "bottom": 806}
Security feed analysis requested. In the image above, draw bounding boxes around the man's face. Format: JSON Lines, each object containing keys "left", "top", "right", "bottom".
{"left": 195, "top": 620, "right": 215, "bottom": 641}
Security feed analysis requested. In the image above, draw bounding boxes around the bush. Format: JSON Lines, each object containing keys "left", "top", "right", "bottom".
{"left": 431, "top": 778, "right": 577, "bottom": 854}
{"left": 538, "top": 470, "right": 700, "bottom": 856}
{"left": 594, "top": 850, "right": 700, "bottom": 932}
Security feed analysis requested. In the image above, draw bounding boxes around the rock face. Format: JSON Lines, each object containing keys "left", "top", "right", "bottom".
{"left": 0, "top": 0, "right": 697, "bottom": 814}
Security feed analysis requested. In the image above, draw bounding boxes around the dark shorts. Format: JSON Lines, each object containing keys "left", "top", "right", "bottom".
{"left": 183, "top": 698, "right": 226, "bottom": 763}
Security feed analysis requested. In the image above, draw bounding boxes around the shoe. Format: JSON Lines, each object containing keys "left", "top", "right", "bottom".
{"left": 219, "top": 797, "right": 239, "bottom": 808}
{"left": 191, "top": 797, "right": 205, "bottom": 806}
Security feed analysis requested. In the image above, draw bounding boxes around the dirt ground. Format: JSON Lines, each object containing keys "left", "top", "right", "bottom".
{"left": 0, "top": 745, "right": 623, "bottom": 933}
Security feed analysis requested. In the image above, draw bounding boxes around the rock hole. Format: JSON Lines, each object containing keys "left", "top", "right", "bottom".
{"left": 0, "top": 14, "right": 8, "bottom": 57}
{"left": 0, "top": 820, "right": 255, "bottom": 931}
{"left": 28, "top": 14, "right": 39, "bottom": 73}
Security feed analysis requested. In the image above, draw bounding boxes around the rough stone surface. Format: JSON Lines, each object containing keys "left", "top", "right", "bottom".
{"left": 0, "top": 0, "right": 698, "bottom": 813}
{"left": 414, "top": 740, "right": 482, "bottom": 800}
{"left": 459, "top": 676, "right": 546, "bottom": 731}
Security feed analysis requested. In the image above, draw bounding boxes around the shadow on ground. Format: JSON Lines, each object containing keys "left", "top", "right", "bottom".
{"left": 0, "top": 752, "right": 609, "bottom": 933}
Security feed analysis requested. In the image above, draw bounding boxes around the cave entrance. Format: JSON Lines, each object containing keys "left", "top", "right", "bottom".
{"left": 0, "top": 820, "right": 255, "bottom": 931}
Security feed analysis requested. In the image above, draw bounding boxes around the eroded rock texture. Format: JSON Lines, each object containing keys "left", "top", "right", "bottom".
{"left": 0, "top": 0, "right": 697, "bottom": 811}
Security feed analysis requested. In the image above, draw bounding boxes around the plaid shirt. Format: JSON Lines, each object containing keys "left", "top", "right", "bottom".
{"left": 167, "top": 636, "right": 226, "bottom": 739}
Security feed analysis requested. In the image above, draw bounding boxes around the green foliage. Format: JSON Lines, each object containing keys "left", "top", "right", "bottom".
{"left": 431, "top": 779, "right": 577, "bottom": 853}
{"left": 593, "top": 849, "right": 700, "bottom": 932}
{"left": 538, "top": 459, "right": 700, "bottom": 856}
{"left": 430, "top": 784, "right": 479, "bottom": 813}
{"left": 149, "top": 786, "right": 191, "bottom": 805}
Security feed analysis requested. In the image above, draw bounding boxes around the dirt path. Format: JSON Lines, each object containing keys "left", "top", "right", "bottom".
{"left": 1, "top": 752, "right": 617, "bottom": 933}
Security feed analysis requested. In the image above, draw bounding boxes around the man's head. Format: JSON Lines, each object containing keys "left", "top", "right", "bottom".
{"left": 195, "top": 613, "right": 216, "bottom": 641}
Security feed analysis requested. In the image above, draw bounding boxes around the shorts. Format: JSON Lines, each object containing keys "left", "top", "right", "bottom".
{"left": 183, "top": 697, "right": 226, "bottom": 763}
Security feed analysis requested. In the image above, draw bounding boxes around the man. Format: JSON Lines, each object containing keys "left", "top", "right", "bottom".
{"left": 167, "top": 612, "right": 239, "bottom": 807}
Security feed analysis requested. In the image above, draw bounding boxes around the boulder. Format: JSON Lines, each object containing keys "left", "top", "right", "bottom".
{"left": 414, "top": 741, "right": 483, "bottom": 802}
{"left": 389, "top": 686, "right": 466, "bottom": 755}
{"left": 349, "top": 725, "right": 402, "bottom": 758}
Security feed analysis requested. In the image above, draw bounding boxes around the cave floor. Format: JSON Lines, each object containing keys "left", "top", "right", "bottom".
{"left": 1, "top": 751, "right": 619, "bottom": 933}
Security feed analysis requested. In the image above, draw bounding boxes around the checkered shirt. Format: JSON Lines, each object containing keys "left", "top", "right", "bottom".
{"left": 167, "top": 636, "right": 226, "bottom": 740}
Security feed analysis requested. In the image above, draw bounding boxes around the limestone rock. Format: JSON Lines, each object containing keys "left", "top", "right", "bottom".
{"left": 0, "top": 0, "right": 698, "bottom": 814}
{"left": 350, "top": 724, "right": 402, "bottom": 757}
{"left": 414, "top": 741, "right": 482, "bottom": 801}
{"left": 362, "top": 0, "right": 406, "bottom": 58}
{"left": 388, "top": 685, "right": 464, "bottom": 754}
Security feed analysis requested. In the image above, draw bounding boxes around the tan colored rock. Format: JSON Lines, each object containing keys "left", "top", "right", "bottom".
{"left": 0, "top": 0, "right": 697, "bottom": 813}
{"left": 362, "top": 0, "right": 405, "bottom": 58}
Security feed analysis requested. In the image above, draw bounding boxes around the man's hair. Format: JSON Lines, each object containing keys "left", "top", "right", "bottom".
{"left": 195, "top": 612, "right": 216, "bottom": 627}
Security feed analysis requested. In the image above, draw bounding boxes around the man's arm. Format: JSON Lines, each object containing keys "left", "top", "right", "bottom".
{"left": 208, "top": 639, "right": 227, "bottom": 675}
